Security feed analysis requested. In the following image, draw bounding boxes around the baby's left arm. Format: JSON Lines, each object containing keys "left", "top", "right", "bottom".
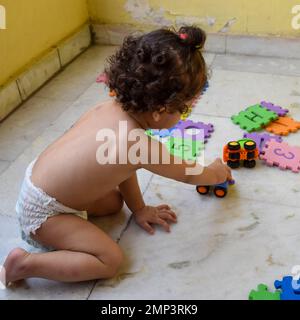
{"left": 119, "top": 172, "right": 177, "bottom": 234}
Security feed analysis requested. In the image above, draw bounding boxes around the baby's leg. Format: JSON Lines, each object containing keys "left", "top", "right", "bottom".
{"left": 87, "top": 188, "right": 124, "bottom": 217}
{"left": 4, "top": 214, "right": 123, "bottom": 283}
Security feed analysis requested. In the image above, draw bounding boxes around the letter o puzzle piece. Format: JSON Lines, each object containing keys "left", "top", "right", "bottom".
{"left": 249, "top": 284, "right": 280, "bottom": 300}
{"left": 260, "top": 140, "right": 300, "bottom": 173}
{"left": 166, "top": 137, "right": 204, "bottom": 161}
{"left": 232, "top": 104, "right": 278, "bottom": 132}
{"left": 260, "top": 101, "right": 289, "bottom": 117}
{"left": 172, "top": 120, "right": 214, "bottom": 143}
{"left": 265, "top": 116, "right": 300, "bottom": 136}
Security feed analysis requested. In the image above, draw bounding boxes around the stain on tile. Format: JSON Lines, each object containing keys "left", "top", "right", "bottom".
{"left": 250, "top": 212, "right": 259, "bottom": 221}
{"left": 285, "top": 213, "right": 295, "bottom": 220}
{"left": 156, "top": 192, "right": 163, "bottom": 200}
{"left": 290, "top": 103, "right": 300, "bottom": 109}
{"left": 237, "top": 221, "right": 259, "bottom": 232}
{"left": 214, "top": 233, "right": 227, "bottom": 237}
{"left": 97, "top": 270, "right": 142, "bottom": 288}
{"left": 291, "top": 90, "right": 300, "bottom": 96}
{"left": 266, "top": 254, "right": 284, "bottom": 267}
{"left": 168, "top": 261, "right": 191, "bottom": 269}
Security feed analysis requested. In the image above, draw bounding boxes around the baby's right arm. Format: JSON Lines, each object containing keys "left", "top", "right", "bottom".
{"left": 139, "top": 133, "right": 232, "bottom": 186}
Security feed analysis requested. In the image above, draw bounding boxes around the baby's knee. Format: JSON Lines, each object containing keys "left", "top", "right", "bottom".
{"left": 99, "top": 244, "right": 124, "bottom": 278}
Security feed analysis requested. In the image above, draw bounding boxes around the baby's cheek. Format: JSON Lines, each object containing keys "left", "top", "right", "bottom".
{"left": 174, "top": 112, "right": 182, "bottom": 124}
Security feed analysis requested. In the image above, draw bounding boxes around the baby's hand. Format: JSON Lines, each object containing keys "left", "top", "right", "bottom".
{"left": 133, "top": 204, "right": 177, "bottom": 235}
{"left": 208, "top": 158, "right": 233, "bottom": 184}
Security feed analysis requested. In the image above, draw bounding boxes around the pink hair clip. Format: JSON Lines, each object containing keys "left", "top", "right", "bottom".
{"left": 179, "top": 33, "right": 188, "bottom": 40}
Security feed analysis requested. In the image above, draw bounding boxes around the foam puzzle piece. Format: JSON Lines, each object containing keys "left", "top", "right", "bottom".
{"left": 260, "top": 101, "right": 289, "bottom": 117}
{"left": 181, "top": 106, "right": 193, "bottom": 120}
{"left": 243, "top": 132, "right": 283, "bottom": 152}
{"left": 260, "top": 140, "right": 300, "bottom": 173}
{"left": 166, "top": 137, "right": 204, "bottom": 161}
{"left": 249, "top": 284, "right": 280, "bottom": 300}
{"left": 274, "top": 276, "right": 300, "bottom": 300}
{"left": 146, "top": 127, "right": 177, "bottom": 138}
{"left": 173, "top": 120, "right": 214, "bottom": 142}
{"left": 232, "top": 104, "right": 278, "bottom": 132}
{"left": 265, "top": 116, "right": 300, "bottom": 136}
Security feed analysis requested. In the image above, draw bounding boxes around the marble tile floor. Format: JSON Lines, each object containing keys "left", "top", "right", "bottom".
{"left": 0, "top": 45, "right": 299, "bottom": 300}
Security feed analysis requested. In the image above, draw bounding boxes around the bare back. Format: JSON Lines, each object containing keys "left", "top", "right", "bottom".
{"left": 31, "top": 99, "right": 140, "bottom": 210}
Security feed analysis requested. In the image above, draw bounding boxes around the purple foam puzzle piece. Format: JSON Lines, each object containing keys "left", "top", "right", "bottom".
{"left": 244, "top": 132, "right": 283, "bottom": 152}
{"left": 172, "top": 120, "right": 214, "bottom": 142}
{"left": 260, "top": 101, "right": 289, "bottom": 117}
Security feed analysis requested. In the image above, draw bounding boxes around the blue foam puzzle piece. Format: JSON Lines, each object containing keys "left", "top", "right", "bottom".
{"left": 274, "top": 276, "right": 300, "bottom": 300}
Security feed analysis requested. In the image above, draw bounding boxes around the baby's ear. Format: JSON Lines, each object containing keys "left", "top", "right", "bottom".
{"left": 152, "top": 107, "right": 166, "bottom": 121}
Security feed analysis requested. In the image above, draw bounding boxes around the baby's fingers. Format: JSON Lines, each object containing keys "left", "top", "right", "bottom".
{"left": 157, "top": 204, "right": 170, "bottom": 210}
{"left": 158, "top": 210, "right": 177, "bottom": 223}
{"left": 142, "top": 222, "right": 155, "bottom": 235}
{"left": 156, "top": 217, "right": 171, "bottom": 233}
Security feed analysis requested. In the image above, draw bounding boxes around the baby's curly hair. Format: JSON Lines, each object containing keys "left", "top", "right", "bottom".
{"left": 104, "top": 25, "right": 208, "bottom": 114}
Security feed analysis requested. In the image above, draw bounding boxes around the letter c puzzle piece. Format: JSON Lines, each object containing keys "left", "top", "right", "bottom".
{"left": 166, "top": 137, "right": 204, "bottom": 161}
{"left": 261, "top": 140, "right": 300, "bottom": 173}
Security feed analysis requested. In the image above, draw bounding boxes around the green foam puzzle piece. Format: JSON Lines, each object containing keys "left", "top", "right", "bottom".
{"left": 232, "top": 104, "right": 278, "bottom": 132}
{"left": 165, "top": 137, "right": 204, "bottom": 161}
{"left": 145, "top": 129, "right": 154, "bottom": 137}
{"left": 249, "top": 284, "right": 281, "bottom": 300}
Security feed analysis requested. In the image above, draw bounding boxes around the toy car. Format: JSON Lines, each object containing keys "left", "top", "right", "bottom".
{"left": 196, "top": 180, "right": 235, "bottom": 198}
{"left": 223, "top": 139, "right": 259, "bottom": 169}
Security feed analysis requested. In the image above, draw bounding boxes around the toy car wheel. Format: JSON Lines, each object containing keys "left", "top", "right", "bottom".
{"left": 227, "top": 160, "right": 240, "bottom": 169}
{"left": 214, "top": 187, "right": 227, "bottom": 198}
{"left": 244, "top": 160, "right": 256, "bottom": 168}
{"left": 196, "top": 185, "right": 210, "bottom": 195}
{"left": 227, "top": 141, "right": 240, "bottom": 151}
{"left": 246, "top": 151, "right": 256, "bottom": 160}
{"left": 228, "top": 152, "right": 240, "bottom": 160}
{"left": 244, "top": 140, "right": 257, "bottom": 151}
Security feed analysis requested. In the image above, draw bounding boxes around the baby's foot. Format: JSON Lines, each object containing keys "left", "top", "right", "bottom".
{"left": 3, "top": 248, "right": 30, "bottom": 286}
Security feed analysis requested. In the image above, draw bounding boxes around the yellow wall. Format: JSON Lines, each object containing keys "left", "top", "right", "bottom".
{"left": 88, "top": 0, "right": 300, "bottom": 37}
{"left": 0, "top": 0, "right": 89, "bottom": 86}
{"left": 1, "top": 0, "right": 299, "bottom": 87}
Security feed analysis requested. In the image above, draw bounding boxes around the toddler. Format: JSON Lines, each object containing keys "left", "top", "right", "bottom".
{"left": 3, "top": 25, "right": 231, "bottom": 285}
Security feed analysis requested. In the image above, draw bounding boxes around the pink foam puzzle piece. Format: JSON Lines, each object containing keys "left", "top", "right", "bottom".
{"left": 243, "top": 132, "right": 283, "bottom": 152}
{"left": 260, "top": 101, "right": 289, "bottom": 117}
{"left": 261, "top": 140, "right": 300, "bottom": 173}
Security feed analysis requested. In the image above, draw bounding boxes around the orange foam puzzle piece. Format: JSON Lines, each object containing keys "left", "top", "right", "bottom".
{"left": 265, "top": 116, "right": 300, "bottom": 136}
